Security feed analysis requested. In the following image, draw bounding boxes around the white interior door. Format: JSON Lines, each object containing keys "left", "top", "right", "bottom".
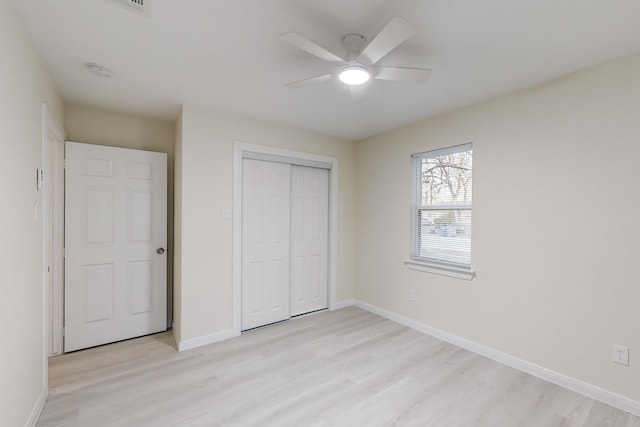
{"left": 65, "top": 142, "right": 167, "bottom": 352}
{"left": 242, "top": 159, "right": 291, "bottom": 330}
{"left": 290, "top": 166, "right": 329, "bottom": 316}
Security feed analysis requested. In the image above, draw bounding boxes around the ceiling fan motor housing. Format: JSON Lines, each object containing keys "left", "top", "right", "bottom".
{"left": 341, "top": 34, "right": 367, "bottom": 61}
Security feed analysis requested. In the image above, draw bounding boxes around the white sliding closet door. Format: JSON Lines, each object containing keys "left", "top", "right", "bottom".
{"left": 242, "top": 159, "right": 291, "bottom": 330}
{"left": 290, "top": 166, "right": 328, "bottom": 316}
{"left": 241, "top": 159, "right": 330, "bottom": 330}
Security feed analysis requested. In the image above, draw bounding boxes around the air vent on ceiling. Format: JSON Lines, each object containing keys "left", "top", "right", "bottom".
{"left": 109, "top": 0, "right": 148, "bottom": 15}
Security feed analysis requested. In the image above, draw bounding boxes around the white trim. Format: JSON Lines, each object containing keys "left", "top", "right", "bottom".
{"left": 176, "top": 329, "right": 240, "bottom": 352}
{"left": 242, "top": 151, "right": 332, "bottom": 170}
{"left": 354, "top": 299, "right": 640, "bottom": 417}
{"left": 405, "top": 259, "right": 476, "bottom": 280}
{"left": 50, "top": 129, "right": 65, "bottom": 357}
{"left": 41, "top": 103, "right": 66, "bottom": 395}
{"left": 412, "top": 142, "right": 473, "bottom": 159}
{"left": 410, "top": 154, "right": 419, "bottom": 259}
{"left": 233, "top": 142, "right": 338, "bottom": 334}
{"left": 232, "top": 145, "right": 243, "bottom": 335}
{"left": 26, "top": 388, "right": 47, "bottom": 427}
{"left": 50, "top": 139, "right": 65, "bottom": 355}
{"left": 175, "top": 299, "right": 356, "bottom": 351}
{"left": 331, "top": 298, "right": 356, "bottom": 310}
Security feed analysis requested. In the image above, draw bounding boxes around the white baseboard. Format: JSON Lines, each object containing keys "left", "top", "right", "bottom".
{"left": 354, "top": 299, "right": 640, "bottom": 417}
{"left": 176, "top": 329, "right": 240, "bottom": 352}
{"left": 174, "top": 299, "right": 357, "bottom": 352}
{"left": 331, "top": 298, "right": 355, "bottom": 310}
{"left": 26, "top": 388, "right": 47, "bottom": 427}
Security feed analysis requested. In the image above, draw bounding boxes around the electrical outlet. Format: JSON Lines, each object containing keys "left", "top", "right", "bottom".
{"left": 407, "top": 289, "right": 415, "bottom": 302}
{"left": 613, "top": 344, "right": 629, "bottom": 366}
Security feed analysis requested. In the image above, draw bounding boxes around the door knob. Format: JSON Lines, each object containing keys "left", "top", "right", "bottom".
{"left": 156, "top": 248, "right": 165, "bottom": 255}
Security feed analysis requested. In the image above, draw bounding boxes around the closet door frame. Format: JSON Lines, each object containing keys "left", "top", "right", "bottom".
{"left": 232, "top": 142, "right": 338, "bottom": 334}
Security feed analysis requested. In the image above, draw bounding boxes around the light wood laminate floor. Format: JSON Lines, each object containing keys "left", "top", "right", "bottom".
{"left": 38, "top": 307, "right": 639, "bottom": 426}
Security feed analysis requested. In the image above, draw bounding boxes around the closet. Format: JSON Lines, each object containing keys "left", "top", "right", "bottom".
{"left": 241, "top": 158, "right": 329, "bottom": 330}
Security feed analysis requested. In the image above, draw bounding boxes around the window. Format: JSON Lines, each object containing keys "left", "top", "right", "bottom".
{"left": 409, "top": 143, "right": 473, "bottom": 277}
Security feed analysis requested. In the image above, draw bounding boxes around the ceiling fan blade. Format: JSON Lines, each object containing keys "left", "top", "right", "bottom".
{"left": 285, "top": 73, "right": 334, "bottom": 88}
{"left": 372, "top": 67, "right": 432, "bottom": 83}
{"left": 357, "top": 17, "right": 414, "bottom": 65}
{"left": 280, "top": 33, "right": 344, "bottom": 63}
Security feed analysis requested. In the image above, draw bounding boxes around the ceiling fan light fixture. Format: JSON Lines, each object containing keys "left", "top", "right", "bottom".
{"left": 339, "top": 65, "right": 370, "bottom": 86}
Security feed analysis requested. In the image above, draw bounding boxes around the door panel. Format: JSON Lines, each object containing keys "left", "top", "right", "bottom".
{"left": 241, "top": 159, "right": 291, "bottom": 330}
{"left": 290, "top": 166, "right": 329, "bottom": 316}
{"left": 127, "top": 260, "right": 153, "bottom": 314}
{"left": 65, "top": 142, "right": 167, "bottom": 352}
{"left": 85, "top": 188, "right": 114, "bottom": 243}
{"left": 84, "top": 263, "right": 114, "bottom": 322}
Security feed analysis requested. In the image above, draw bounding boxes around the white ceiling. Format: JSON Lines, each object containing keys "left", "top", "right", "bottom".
{"left": 12, "top": 0, "right": 640, "bottom": 140}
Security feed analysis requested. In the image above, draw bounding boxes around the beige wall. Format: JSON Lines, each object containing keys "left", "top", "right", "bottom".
{"left": 175, "top": 106, "right": 357, "bottom": 341}
{"left": 65, "top": 105, "right": 176, "bottom": 323}
{"left": 356, "top": 52, "right": 640, "bottom": 402}
{"left": 0, "top": 0, "right": 64, "bottom": 425}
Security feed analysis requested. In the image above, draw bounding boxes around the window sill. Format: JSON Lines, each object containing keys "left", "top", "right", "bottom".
{"left": 405, "top": 259, "right": 476, "bottom": 280}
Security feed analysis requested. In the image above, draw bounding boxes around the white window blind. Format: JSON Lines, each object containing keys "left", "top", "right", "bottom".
{"left": 412, "top": 143, "right": 473, "bottom": 268}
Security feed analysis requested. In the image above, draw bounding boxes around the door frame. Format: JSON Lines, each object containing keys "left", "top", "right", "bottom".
{"left": 232, "top": 142, "right": 338, "bottom": 334}
{"left": 41, "top": 103, "right": 65, "bottom": 366}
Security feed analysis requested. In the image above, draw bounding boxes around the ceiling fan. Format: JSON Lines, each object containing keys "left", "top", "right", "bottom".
{"left": 281, "top": 17, "right": 431, "bottom": 88}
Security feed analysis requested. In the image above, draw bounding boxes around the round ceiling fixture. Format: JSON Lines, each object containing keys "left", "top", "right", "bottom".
{"left": 339, "top": 65, "right": 370, "bottom": 86}
{"left": 86, "top": 63, "right": 114, "bottom": 78}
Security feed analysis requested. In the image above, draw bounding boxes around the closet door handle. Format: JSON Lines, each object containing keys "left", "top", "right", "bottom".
{"left": 156, "top": 248, "right": 165, "bottom": 255}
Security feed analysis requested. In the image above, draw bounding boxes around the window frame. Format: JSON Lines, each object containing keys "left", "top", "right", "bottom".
{"left": 406, "top": 143, "right": 476, "bottom": 280}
